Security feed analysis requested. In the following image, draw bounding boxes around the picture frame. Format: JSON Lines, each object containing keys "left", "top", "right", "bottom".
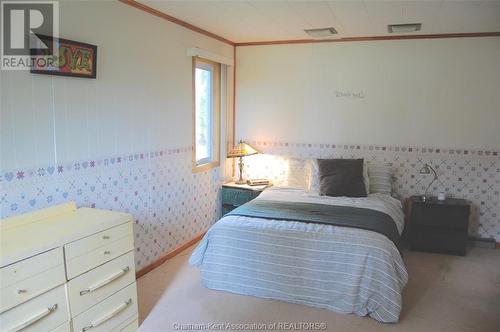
{"left": 30, "top": 34, "right": 97, "bottom": 79}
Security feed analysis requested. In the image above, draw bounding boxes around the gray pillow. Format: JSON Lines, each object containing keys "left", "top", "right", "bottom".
{"left": 317, "top": 159, "right": 367, "bottom": 197}
{"left": 368, "top": 163, "right": 393, "bottom": 195}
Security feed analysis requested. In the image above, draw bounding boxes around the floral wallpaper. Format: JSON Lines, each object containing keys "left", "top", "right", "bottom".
{"left": 1, "top": 146, "right": 223, "bottom": 269}
{"left": 241, "top": 140, "right": 500, "bottom": 242}
{"left": 2, "top": 139, "right": 498, "bottom": 271}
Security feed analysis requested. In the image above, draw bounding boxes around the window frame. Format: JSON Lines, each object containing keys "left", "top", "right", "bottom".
{"left": 192, "top": 57, "right": 221, "bottom": 173}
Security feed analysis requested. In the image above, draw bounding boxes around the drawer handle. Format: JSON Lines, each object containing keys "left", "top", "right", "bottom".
{"left": 80, "top": 267, "right": 130, "bottom": 296}
{"left": 82, "top": 299, "right": 132, "bottom": 331}
{"left": 16, "top": 289, "right": 27, "bottom": 294}
{"left": 102, "top": 235, "right": 110, "bottom": 240}
{"left": 7, "top": 304, "right": 57, "bottom": 332}
{"left": 103, "top": 250, "right": 111, "bottom": 255}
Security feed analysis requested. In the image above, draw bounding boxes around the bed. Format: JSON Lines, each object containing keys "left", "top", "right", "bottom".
{"left": 189, "top": 187, "right": 408, "bottom": 323}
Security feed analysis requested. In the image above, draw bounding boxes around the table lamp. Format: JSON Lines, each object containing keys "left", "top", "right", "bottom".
{"left": 227, "top": 140, "right": 259, "bottom": 184}
{"left": 419, "top": 163, "right": 438, "bottom": 202}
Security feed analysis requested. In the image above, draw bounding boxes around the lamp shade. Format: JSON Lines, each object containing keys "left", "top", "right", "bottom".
{"left": 227, "top": 141, "right": 258, "bottom": 158}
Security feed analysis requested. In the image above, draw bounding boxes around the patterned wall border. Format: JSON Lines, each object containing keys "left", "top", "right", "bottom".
{"left": 245, "top": 140, "right": 499, "bottom": 157}
{"left": 1, "top": 145, "right": 222, "bottom": 270}
{"left": 1, "top": 146, "right": 193, "bottom": 183}
{"left": 241, "top": 138, "right": 500, "bottom": 242}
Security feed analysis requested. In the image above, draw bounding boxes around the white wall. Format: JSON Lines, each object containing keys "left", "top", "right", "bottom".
{"left": 1, "top": 0, "right": 234, "bottom": 171}
{"left": 236, "top": 38, "right": 500, "bottom": 150}
{"left": 0, "top": 0, "right": 233, "bottom": 269}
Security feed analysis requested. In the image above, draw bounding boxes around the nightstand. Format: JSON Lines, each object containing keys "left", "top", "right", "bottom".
{"left": 222, "top": 182, "right": 269, "bottom": 216}
{"left": 408, "top": 196, "right": 470, "bottom": 256}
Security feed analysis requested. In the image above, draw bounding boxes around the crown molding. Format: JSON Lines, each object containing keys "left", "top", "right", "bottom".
{"left": 119, "top": 0, "right": 235, "bottom": 46}
{"left": 235, "top": 32, "right": 500, "bottom": 47}
{"left": 118, "top": 1, "right": 499, "bottom": 48}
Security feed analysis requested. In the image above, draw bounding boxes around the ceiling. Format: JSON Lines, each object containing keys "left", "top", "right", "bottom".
{"left": 139, "top": 1, "right": 500, "bottom": 43}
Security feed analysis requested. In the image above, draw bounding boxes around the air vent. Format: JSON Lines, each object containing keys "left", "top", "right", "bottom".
{"left": 304, "top": 27, "right": 337, "bottom": 38}
{"left": 388, "top": 23, "right": 422, "bottom": 33}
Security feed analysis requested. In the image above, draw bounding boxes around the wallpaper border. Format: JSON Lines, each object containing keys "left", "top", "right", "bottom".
{"left": 1, "top": 146, "right": 194, "bottom": 183}
{"left": 243, "top": 140, "right": 499, "bottom": 158}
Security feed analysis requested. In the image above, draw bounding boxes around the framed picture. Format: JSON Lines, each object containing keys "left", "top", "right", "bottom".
{"left": 30, "top": 34, "right": 97, "bottom": 79}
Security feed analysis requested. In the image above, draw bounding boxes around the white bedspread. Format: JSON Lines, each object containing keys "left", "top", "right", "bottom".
{"left": 190, "top": 188, "right": 408, "bottom": 322}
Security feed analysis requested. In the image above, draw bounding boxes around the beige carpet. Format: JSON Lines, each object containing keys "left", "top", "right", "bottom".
{"left": 137, "top": 245, "right": 500, "bottom": 332}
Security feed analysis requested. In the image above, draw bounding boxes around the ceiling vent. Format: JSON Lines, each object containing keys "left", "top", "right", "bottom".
{"left": 388, "top": 23, "right": 422, "bottom": 33}
{"left": 304, "top": 27, "right": 337, "bottom": 38}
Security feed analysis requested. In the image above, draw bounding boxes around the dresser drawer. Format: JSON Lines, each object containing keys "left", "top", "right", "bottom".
{"left": 411, "top": 204, "right": 469, "bottom": 230}
{"left": 118, "top": 319, "right": 138, "bottom": 332}
{"left": 1, "top": 248, "right": 65, "bottom": 313}
{"left": 72, "top": 282, "right": 138, "bottom": 332}
{"left": 68, "top": 251, "right": 136, "bottom": 316}
{"left": 0, "top": 285, "right": 69, "bottom": 332}
{"left": 112, "top": 314, "right": 138, "bottom": 332}
{"left": 410, "top": 225, "right": 467, "bottom": 256}
{"left": 50, "top": 321, "right": 71, "bottom": 332}
{"left": 65, "top": 223, "right": 134, "bottom": 279}
{"left": 222, "top": 188, "right": 260, "bottom": 206}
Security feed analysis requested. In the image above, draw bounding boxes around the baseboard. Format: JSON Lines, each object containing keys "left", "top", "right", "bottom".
{"left": 136, "top": 232, "right": 206, "bottom": 279}
{"left": 136, "top": 234, "right": 497, "bottom": 277}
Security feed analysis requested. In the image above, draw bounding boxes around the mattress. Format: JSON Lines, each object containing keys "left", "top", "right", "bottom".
{"left": 190, "top": 188, "right": 408, "bottom": 322}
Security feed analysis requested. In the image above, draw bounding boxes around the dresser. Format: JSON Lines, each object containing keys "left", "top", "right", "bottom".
{"left": 221, "top": 182, "right": 269, "bottom": 216}
{"left": 408, "top": 196, "right": 470, "bottom": 256}
{"left": 0, "top": 202, "right": 138, "bottom": 332}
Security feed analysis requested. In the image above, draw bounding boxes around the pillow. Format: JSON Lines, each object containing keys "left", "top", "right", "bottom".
{"left": 310, "top": 159, "right": 320, "bottom": 191}
{"left": 368, "top": 163, "right": 393, "bottom": 195}
{"left": 362, "top": 160, "right": 370, "bottom": 194}
{"left": 317, "top": 159, "right": 367, "bottom": 197}
{"left": 279, "top": 158, "right": 312, "bottom": 190}
{"left": 310, "top": 158, "right": 369, "bottom": 194}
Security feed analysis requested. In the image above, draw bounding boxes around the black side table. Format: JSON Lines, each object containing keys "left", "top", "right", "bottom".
{"left": 408, "top": 196, "right": 470, "bottom": 255}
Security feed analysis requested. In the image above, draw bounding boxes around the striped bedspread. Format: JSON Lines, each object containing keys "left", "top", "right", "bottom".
{"left": 189, "top": 188, "right": 408, "bottom": 323}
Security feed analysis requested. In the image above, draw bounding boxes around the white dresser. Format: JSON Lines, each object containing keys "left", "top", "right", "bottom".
{"left": 0, "top": 202, "right": 138, "bottom": 332}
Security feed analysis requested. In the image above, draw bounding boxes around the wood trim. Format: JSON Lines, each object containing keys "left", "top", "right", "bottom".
{"left": 192, "top": 57, "right": 221, "bottom": 173}
{"left": 135, "top": 231, "right": 500, "bottom": 279}
{"left": 119, "top": 0, "right": 234, "bottom": 46}
{"left": 136, "top": 232, "right": 206, "bottom": 279}
{"left": 232, "top": 46, "right": 236, "bottom": 145}
{"left": 118, "top": 0, "right": 498, "bottom": 50}
{"left": 193, "top": 160, "right": 220, "bottom": 173}
{"left": 235, "top": 32, "right": 500, "bottom": 47}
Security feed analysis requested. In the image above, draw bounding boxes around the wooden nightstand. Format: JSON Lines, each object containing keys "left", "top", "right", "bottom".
{"left": 222, "top": 182, "right": 270, "bottom": 216}
{"left": 408, "top": 196, "right": 470, "bottom": 256}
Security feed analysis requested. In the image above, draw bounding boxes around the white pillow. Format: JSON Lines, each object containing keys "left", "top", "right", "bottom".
{"left": 278, "top": 158, "right": 312, "bottom": 190}
{"left": 362, "top": 160, "right": 369, "bottom": 194}
{"left": 368, "top": 163, "right": 393, "bottom": 195}
{"left": 310, "top": 158, "right": 369, "bottom": 194}
{"left": 310, "top": 159, "right": 320, "bottom": 192}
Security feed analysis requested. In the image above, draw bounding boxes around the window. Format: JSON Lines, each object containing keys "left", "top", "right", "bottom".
{"left": 193, "top": 57, "right": 220, "bottom": 172}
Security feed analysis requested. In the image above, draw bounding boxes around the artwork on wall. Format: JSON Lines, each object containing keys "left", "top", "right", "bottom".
{"left": 30, "top": 34, "right": 97, "bottom": 78}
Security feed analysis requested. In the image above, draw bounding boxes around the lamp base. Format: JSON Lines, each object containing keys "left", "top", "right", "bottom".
{"left": 235, "top": 156, "right": 246, "bottom": 185}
